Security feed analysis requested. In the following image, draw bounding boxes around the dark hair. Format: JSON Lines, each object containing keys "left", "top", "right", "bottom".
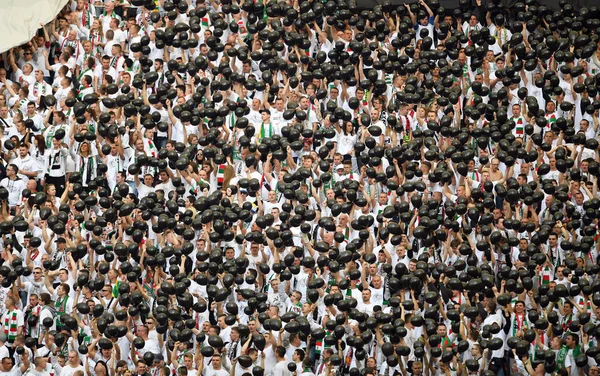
{"left": 8, "top": 164, "right": 18, "bottom": 175}
{"left": 294, "top": 349, "right": 305, "bottom": 361}
{"left": 275, "top": 346, "right": 286, "bottom": 358}
{"left": 60, "top": 283, "right": 70, "bottom": 294}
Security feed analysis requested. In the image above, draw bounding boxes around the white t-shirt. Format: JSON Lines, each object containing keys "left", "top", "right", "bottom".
{"left": 203, "top": 368, "right": 229, "bottom": 376}
{"left": 0, "top": 367, "right": 21, "bottom": 376}
{"left": 137, "top": 183, "right": 155, "bottom": 199}
{"left": 0, "top": 178, "right": 26, "bottom": 207}
{"left": 171, "top": 121, "right": 185, "bottom": 143}
{"left": 60, "top": 364, "right": 84, "bottom": 376}
{"left": 272, "top": 361, "right": 293, "bottom": 376}
{"left": 0, "top": 345, "right": 9, "bottom": 361}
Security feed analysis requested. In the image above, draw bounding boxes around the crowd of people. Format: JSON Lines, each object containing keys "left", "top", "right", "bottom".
{"left": 0, "top": 0, "right": 599, "bottom": 375}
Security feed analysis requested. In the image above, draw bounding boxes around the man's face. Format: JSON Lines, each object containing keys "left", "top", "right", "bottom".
{"left": 343, "top": 29, "right": 352, "bottom": 41}
{"left": 2, "top": 358, "right": 12, "bottom": 371}
{"left": 515, "top": 302, "right": 525, "bottom": 313}
{"left": 411, "top": 362, "right": 422, "bottom": 375}
{"left": 59, "top": 269, "right": 69, "bottom": 281}
{"left": 300, "top": 97, "right": 309, "bottom": 109}
{"left": 371, "top": 109, "right": 379, "bottom": 121}
{"left": 361, "top": 289, "right": 371, "bottom": 302}
{"left": 467, "top": 160, "right": 475, "bottom": 171}
{"left": 261, "top": 112, "right": 270, "bottom": 123}
{"left": 68, "top": 353, "right": 79, "bottom": 366}
{"left": 372, "top": 276, "right": 382, "bottom": 289}
{"left": 512, "top": 105, "right": 521, "bottom": 117}
{"left": 275, "top": 99, "right": 284, "bottom": 111}
{"left": 408, "top": 261, "right": 417, "bottom": 272}
{"left": 437, "top": 325, "right": 447, "bottom": 337}
{"left": 26, "top": 178, "right": 36, "bottom": 191}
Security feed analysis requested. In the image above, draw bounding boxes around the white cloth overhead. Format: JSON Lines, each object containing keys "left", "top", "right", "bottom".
{"left": 0, "top": 0, "right": 69, "bottom": 53}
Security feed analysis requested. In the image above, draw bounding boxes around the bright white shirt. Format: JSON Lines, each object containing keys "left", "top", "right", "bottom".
{"left": 0, "top": 178, "right": 26, "bottom": 207}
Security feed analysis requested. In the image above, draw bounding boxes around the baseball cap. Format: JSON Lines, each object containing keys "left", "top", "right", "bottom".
{"left": 0, "top": 333, "right": 7, "bottom": 342}
{"left": 335, "top": 164, "right": 345, "bottom": 171}
{"left": 55, "top": 237, "right": 66, "bottom": 243}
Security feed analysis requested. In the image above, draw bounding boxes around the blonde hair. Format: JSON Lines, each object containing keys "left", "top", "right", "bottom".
{"left": 222, "top": 165, "right": 235, "bottom": 188}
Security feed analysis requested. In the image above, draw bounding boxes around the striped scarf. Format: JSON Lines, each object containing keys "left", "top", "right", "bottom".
{"left": 201, "top": 17, "right": 209, "bottom": 28}
{"left": 540, "top": 266, "right": 552, "bottom": 286}
{"left": 363, "top": 89, "right": 370, "bottom": 106}
{"left": 512, "top": 117, "right": 524, "bottom": 135}
{"left": 81, "top": 10, "right": 93, "bottom": 29}
{"left": 385, "top": 73, "right": 393, "bottom": 86}
{"left": 513, "top": 313, "right": 529, "bottom": 336}
{"left": 545, "top": 113, "right": 556, "bottom": 131}
{"left": 259, "top": 122, "right": 272, "bottom": 141}
{"left": 216, "top": 164, "right": 226, "bottom": 188}
{"left": 112, "top": 280, "right": 120, "bottom": 298}
{"left": 3, "top": 311, "right": 18, "bottom": 343}
{"left": 55, "top": 296, "right": 69, "bottom": 316}
{"left": 314, "top": 330, "right": 331, "bottom": 355}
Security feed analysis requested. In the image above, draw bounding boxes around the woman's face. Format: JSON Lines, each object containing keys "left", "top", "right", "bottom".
{"left": 48, "top": 185, "right": 56, "bottom": 195}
